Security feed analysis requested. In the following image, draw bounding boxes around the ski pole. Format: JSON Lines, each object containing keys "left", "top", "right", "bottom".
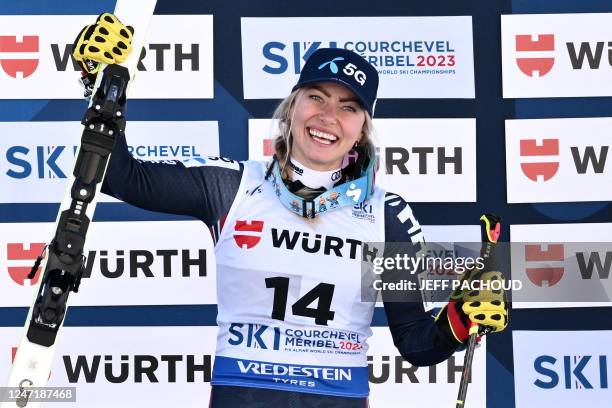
{"left": 455, "top": 213, "right": 501, "bottom": 408}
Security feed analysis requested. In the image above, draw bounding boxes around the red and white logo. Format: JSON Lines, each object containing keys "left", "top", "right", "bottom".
{"left": 263, "top": 138, "right": 274, "bottom": 157}
{"left": 6, "top": 242, "right": 44, "bottom": 286}
{"left": 519, "top": 138, "right": 559, "bottom": 182}
{"left": 248, "top": 119, "right": 277, "bottom": 160}
{"left": 233, "top": 220, "right": 264, "bottom": 249}
{"left": 515, "top": 34, "right": 555, "bottom": 78}
{"left": 524, "top": 244, "right": 565, "bottom": 287}
{"left": 0, "top": 35, "right": 39, "bottom": 78}
{"left": 503, "top": 14, "right": 612, "bottom": 98}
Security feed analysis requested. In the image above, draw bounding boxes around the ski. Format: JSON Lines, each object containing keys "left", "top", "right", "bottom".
{"left": 2, "top": 1, "right": 157, "bottom": 407}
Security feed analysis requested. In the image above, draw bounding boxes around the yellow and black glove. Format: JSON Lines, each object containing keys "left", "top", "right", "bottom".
{"left": 435, "top": 266, "right": 508, "bottom": 347}
{"left": 72, "top": 12, "right": 134, "bottom": 92}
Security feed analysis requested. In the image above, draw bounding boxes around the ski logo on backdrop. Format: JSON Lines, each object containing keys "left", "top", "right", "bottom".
{"left": 233, "top": 220, "right": 265, "bottom": 249}
{"left": 6, "top": 145, "right": 70, "bottom": 179}
{"left": 5, "top": 144, "right": 206, "bottom": 180}
{"left": 261, "top": 39, "right": 458, "bottom": 77}
{"left": 6, "top": 242, "right": 45, "bottom": 286}
{"left": 515, "top": 34, "right": 555, "bottom": 78}
{"left": 524, "top": 244, "right": 565, "bottom": 287}
{"left": 534, "top": 354, "right": 609, "bottom": 389}
{"left": 519, "top": 139, "right": 559, "bottom": 182}
{"left": 0, "top": 35, "right": 39, "bottom": 78}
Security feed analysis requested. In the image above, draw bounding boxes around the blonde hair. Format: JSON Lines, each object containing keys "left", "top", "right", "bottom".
{"left": 271, "top": 88, "right": 376, "bottom": 179}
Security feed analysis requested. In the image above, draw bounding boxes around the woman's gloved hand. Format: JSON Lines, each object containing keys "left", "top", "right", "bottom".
{"left": 435, "top": 266, "right": 509, "bottom": 347}
{"left": 72, "top": 12, "right": 134, "bottom": 76}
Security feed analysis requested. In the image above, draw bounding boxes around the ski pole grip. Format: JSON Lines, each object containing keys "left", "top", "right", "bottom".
{"left": 478, "top": 213, "right": 501, "bottom": 275}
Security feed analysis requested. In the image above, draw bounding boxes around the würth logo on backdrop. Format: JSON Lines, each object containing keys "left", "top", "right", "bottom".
{"left": 515, "top": 34, "right": 555, "bottom": 77}
{"left": 382, "top": 146, "right": 463, "bottom": 175}
{"left": 368, "top": 354, "right": 471, "bottom": 384}
{"left": 519, "top": 138, "right": 610, "bottom": 182}
{"left": 0, "top": 35, "right": 201, "bottom": 80}
{"left": 6, "top": 242, "right": 45, "bottom": 286}
{"left": 0, "top": 35, "right": 39, "bottom": 78}
{"left": 519, "top": 139, "right": 559, "bottom": 182}
{"left": 62, "top": 353, "right": 212, "bottom": 383}
{"left": 262, "top": 138, "right": 274, "bottom": 157}
{"left": 524, "top": 244, "right": 565, "bottom": 287}
{"left": 524, "top": 244, "right": 612, "bottom": 287}
{"left": 233, "top": 220, "right": 265, "bottom": 249}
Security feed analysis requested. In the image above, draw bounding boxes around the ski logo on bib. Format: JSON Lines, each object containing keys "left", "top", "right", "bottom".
{"left": 233, "top": 220, "right": 265, "bottom": 249}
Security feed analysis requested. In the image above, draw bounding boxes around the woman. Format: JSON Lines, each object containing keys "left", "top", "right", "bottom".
{"left": 73, "top": 13, "right": 507, "bottom": 408}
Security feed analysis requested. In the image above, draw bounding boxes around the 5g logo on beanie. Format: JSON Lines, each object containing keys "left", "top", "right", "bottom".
{"left": 318, "top": 57, "right": 367, "bottom": 86}
{"left": 342, "top": 63, "right": 366, "bottom": 86}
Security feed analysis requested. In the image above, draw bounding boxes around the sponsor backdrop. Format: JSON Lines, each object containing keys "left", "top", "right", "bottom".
{"left": 0, "top": 15, "right": 214, "bottom": 98}
{"left": 0, "top": 121, "right": 220, "bottom": 203}
{"left": 241, "top": 16, "right": 475, "bottom": 99}
{"left": 1, "top": 0, "right": 612, "bottom": 407}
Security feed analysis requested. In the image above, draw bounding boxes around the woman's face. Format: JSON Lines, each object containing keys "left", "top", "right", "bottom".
{"left": 289, "top": 82, "right": 366, "bottom": 171}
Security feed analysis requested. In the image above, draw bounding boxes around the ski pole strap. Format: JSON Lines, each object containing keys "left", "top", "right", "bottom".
{"left": 27, "top": 245, "right": 48, "bottom": 280}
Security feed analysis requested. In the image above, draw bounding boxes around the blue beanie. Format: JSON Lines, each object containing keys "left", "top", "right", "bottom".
{"left": 292, "top": 48, "right": 379, "bottom": 116}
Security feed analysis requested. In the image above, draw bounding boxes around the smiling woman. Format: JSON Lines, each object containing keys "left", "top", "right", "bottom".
{"left": 272, "top": 48, "right": 378, "bottom": 183}
{"left": 264, "top": 49, "right": 380, "bottom": 219}
{"left": 289, "top": 83, "right": 366, "bottom": 170}
{"left": 69, "top": 15, "right": 508, "bottom": 407}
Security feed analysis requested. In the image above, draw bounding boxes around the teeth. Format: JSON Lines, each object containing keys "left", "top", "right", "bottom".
{"left": 315, "top": 138, "right": 331, "bottom": 145}
{"left": 309, "top": 128, "right": 338, "bottom": 142}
